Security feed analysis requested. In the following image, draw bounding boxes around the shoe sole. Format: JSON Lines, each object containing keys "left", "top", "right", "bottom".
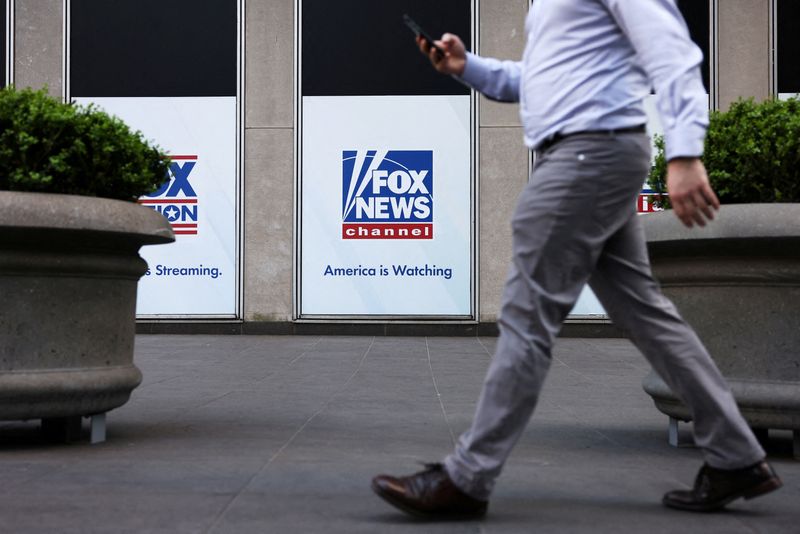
{"left": 743, "top": 476, "right": 784, "bottom": 500}
{"left": 663, "top": 476, "right": 783, "bottom": 513}
{"left": 370, "top": 480, "right": 487, "bottom": 520}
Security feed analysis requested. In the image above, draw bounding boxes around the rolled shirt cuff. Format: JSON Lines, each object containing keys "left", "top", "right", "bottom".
{"left": 664, "top": 123, "right": 706, "bottom": 160}
{"left": 459, "top": 52, "right": 491, "bottom": 90}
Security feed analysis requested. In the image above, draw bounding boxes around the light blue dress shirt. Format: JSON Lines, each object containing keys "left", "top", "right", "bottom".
{"left": 460, "top": 0, "right": 708, "bottom": 160}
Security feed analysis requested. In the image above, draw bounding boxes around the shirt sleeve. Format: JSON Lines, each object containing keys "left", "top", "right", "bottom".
{"left": 459, "top": 52, "right": 522, "bottom": 103}
{"left": 601, "top": 0, "right": 708, "bottom": 160}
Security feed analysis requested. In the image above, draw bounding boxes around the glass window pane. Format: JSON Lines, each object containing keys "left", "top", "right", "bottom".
{"left": 676, "top": 0, "right": 710, "bottom": 92}
{"left": 777, "top": 0, "right": 800, "bottom": 94}
{"left": 70, "top": 0, "right": 237, "bottom": 97}
{"left": 302, "top": 0, "right": 471, "bottom": 96}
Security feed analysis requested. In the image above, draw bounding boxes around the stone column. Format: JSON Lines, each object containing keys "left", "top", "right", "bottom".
{"left": 243, "top": 0, "right": 295, "bottom": 322}
{"left": 14, "top": 0, "right": 62, "bottom": 98}
{"left": 716, "top": 0, "right": 772, "bottom": 110}
{"left": 478, "top": 0, "right": 529, "bottom": 322}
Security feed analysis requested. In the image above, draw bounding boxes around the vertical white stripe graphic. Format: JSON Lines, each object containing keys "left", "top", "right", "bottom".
{"left": 342, "top": 150, "right": 366, "bottom": 219}
{"left": 343, "top": 149, "right": 387, "bottom": 220}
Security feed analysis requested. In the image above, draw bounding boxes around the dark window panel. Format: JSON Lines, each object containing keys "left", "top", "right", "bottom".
{"left": 302, "top": 0, "right": 470, "bottom": 97}
{"left": 1, "top": 0, "right": 6, "bottom": 89}
{"left": 70, "top": 0, "right": 237, "bottom": 98}
{"left": 676, "top": 0, "right": 710, "bottom": 93}
{"left": 778, "top": 0, "right": 800, "bottom": 93}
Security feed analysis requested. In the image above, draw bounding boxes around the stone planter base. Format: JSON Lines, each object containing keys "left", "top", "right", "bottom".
{"left": 643, "top": 204, "right": 800, "bottom": 458}
{"left": 643, "top": 371, "right": 800, "bottom": 457}
{"left": 0, "top": 192, "right": 173, "bottom": 441}
{"left": 0, "top": 366, "right": 143, "bottom": 421}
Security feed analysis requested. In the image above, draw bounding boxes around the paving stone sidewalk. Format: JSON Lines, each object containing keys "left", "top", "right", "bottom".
{"left": 0, "top": 335, "right": 797, "bottom": 533}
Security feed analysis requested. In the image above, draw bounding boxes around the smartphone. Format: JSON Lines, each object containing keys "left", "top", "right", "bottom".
{"left": 403, "top": 14, "right": 445, "bottom": 56}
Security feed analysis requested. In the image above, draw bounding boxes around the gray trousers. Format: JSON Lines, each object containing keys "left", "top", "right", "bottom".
{"left": 444, "top": 132, "right": 765, "bottom": 501}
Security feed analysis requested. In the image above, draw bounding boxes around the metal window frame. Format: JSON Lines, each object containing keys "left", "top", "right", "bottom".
{"left": 293, "top": 0, "right": 480, "bottom": 323}
{"left": 711, "top": 0, "right": 720, "bottom": 109}
{"left": 771, "top": 0, "right": 798, "bottom": 99}
{"left": 567, "top": 0, "right": 717, "bottom": 320}
{"left": 770, "top": 0, "right": 777, "bottom": 97}
{"left": 4, "top": 0, "right": 12, "bottom": 87}
{"left": 63, "top": 0, "right": 246, "bottom": 321}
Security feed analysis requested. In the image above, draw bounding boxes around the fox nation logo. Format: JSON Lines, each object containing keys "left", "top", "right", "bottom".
{"left": 139, "top": 155, "right": 199, "bottom": 236}
{"left": 341, "top": 150, "right": 433, "bottom": 240}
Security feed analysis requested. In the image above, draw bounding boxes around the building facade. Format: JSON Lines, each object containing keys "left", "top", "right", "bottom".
{"left": 3, "top": 1, "right": 798, "bottom": 332}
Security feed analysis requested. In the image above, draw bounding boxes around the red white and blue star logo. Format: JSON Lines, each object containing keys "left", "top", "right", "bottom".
{"left": 139, "top": 155, "right": 199, "bottom": 235}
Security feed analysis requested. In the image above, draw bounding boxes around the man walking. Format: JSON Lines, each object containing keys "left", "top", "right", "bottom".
{"left": 372, "top": 0, "right": 782, "bottom": 518}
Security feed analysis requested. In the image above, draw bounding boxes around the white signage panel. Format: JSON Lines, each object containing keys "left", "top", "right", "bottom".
{"left": 300, "top": 95, "right": 472, "bottom": 316}
{"left": 568, "top": 93, "right": 695, "bottom": 317}
{"left": 75, "top": 97, "right": 238, "bottom": 316}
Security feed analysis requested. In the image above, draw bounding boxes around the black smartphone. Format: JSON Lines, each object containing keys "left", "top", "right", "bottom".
{"left": 403, "top": 14, "right": 445, "bottom": 56}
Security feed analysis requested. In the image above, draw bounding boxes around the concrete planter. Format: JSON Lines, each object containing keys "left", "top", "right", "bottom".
{"left": 0, "top": 192, "right": 173, "bottom": 430}
{"left": 642, "top": 204, "right": 800, "bottom": 454}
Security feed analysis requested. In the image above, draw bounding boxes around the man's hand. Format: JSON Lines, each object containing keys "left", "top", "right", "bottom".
{"left": 666, "top": 157, "right": 720, "bottom": 228}
{"left": 416, "top": 33, "right": 467, "bottom": 76}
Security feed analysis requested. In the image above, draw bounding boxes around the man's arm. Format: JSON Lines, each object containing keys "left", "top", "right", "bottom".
{"left": 666, "top": 157, "right": 719, "bottom": 227}
{"left": 418, "top": 34, "right": 522, "bottom": 103}
{"left": 601, "top": 0, "right": 719, "bottom": 227}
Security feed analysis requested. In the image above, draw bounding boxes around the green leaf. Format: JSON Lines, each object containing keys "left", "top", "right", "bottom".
{"left": 0, "top": 86, "right": 170, "bottom": 201}
{"left": 647, "top": 97, "right": 800, "bottom": 204}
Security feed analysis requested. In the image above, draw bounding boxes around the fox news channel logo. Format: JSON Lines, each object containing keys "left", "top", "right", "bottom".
{"left": 139, "top": 155, "right": 199, "bottom": 235}
{"left": 341, "top": 150, "right": 433, "bottom": 240}
{"left": 638, "top": 187, "right": 665, "bottom": 213}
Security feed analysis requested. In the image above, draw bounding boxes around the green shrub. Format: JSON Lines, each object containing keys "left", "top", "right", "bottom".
{"left": 0, "top": 86, "right": 169, "bottom": 201}
{"left": 648, "top": 97, "right": 800, "bottom": 205}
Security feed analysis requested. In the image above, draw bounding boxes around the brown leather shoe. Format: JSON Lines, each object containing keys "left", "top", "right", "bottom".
{"left": 663, "top": 460, "right": 782, "bottom": 512}
{"left": 371, "top": 463, "right": 488, "bottom": 519}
